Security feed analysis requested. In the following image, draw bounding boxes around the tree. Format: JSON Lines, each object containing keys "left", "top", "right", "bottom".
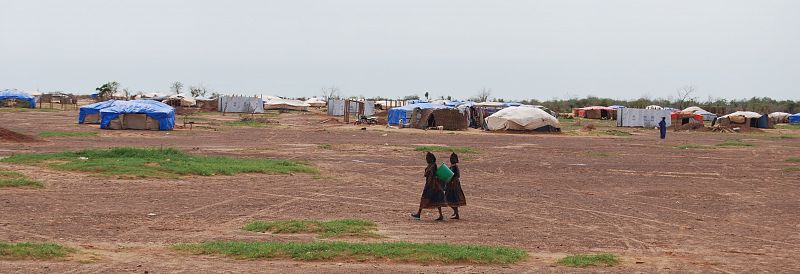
{"left": 189, "top": 84, "right": 208, "bottom": 98}
{"left": 402, "top": 95, "right": 420, "bottom": 100}
{"left": 321, "top": 86, "right": 341, "bottom": 101}
{"left": 676, "top": 84, "right": 697, "bottom": 109}
{"left": 210, "top": 92, "right": 223, "bottom": 99}
{"left": 170, "top": 81, "right": 184, "bottom": 94}
{"left": 424, "top": 91, "right": 429, "bottom": 100}
{"left": 95, "top": 81, "right": 120, "bottom": 100}
{"left": 473, "top": 88, "right": 492, "bottom": 102}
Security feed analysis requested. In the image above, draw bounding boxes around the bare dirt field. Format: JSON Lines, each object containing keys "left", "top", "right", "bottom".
{"left": 1, "top": 109, "right": 799, "bottom": 273}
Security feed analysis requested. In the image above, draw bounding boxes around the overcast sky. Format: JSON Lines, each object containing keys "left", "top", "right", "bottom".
{"left": 1, "top": 0, "right": 797, "bottom": 101}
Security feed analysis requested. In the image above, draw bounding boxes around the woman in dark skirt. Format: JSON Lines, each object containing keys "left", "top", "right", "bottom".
{"left": 411, "top": 152, "right": 447, "bottom": 221}
{"left": 446, "top": 152, "right": 466, "bottom": 219}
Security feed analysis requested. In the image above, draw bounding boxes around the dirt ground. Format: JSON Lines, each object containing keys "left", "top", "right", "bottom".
{"left": 1, "top": 109, "right": 799, "bottom": 273}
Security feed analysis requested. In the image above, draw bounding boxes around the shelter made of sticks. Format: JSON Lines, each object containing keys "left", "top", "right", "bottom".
{"left": 416, "top": 108, "right": 468, "bottom": 130}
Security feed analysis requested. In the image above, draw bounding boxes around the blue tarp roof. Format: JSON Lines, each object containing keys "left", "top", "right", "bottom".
{"left": 0, "top": 89, "right": 36, "bottom": 108}
{"left": 79, "top": 100, "right": 119, "bottom": 124}
{"left": 789, "top": 113, "right": 800, "bottom": 124}
{"left": 99, "top": 100, "right": 175, "bottom": 130}
{"left": 609, "top": 105, "right": 626, "bottom": 109}
{"left": 387, "top": 103, "right": 453, "bottom": 125}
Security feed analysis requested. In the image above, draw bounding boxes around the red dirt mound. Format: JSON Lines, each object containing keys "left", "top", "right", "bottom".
{"left": 0, "top": 127, "right": 41, "bottom": 142}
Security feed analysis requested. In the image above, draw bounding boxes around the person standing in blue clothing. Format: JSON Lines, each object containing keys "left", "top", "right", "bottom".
{"left": 658, "top": 117, "right": 667, "bottom": 140}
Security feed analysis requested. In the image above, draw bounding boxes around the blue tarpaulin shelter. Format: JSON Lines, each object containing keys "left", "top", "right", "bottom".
{"left": 78, "top": 100, "right": 119, "bottom": 124}
{"left": 387, "top": 103, "right": 453, "bottom": 125}
{"left": 99, "top": 100, "right": 175, "bottom": 130}
{"left": 0, "top": 89, "right": 36, "bottom": 108}
{"left": 789, "top": 113, "right": 800, "bottom": 124}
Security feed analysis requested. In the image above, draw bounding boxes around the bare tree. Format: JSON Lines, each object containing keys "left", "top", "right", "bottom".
{"left": 170, "top": 81, "right": 184, "bottom": 94}
{"left": 676, "top": 84, "right": 697, "bottom": 109}
{"left": 473, "top": 88, "right": 492, "bottom": 102}
{"left": 321, "top": 86, "right": 341, "bottom": 101}
{"left": 189, "top": 84, "right": 208, "bottom": 98}
{"left": 121, "top": 88, "right": 131, "bottom": 99}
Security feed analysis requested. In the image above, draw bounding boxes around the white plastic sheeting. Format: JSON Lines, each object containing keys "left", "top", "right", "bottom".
{"left": 263, "top": 96, "right": 310, "bottom": 111}
{"left": 166, "top": 93, "right": 196, "bottom": 107}
{"left": 218, "top": 96, "right": 264, "bottom": 113}
{"left": 327, "top": 99, "right": 375, "bottom": 116}
{"left": 485, "top": 106, "right": 559, "bottom": 131}
{"left": 305, "top": 97, "right": 326, "bottom": 107}
{"left": 616, "top": 108, "right": 672, "bottom": 127}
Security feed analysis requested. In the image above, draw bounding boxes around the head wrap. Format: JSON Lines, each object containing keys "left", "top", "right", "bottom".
{"left": 426, "top": 152, "right": 436, "bottom": 164}
{"left": 450, "top": 152, "right": 459, "bottom": 164}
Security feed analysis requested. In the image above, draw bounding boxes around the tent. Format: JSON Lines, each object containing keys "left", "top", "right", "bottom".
{"left": 79, "top": 100, "right": 120, "bottom": 124}
{"left": 163, "top": 93, "right": 196, "bottom": 107}
{"left": 671, "top": 111, "right": 704, "bottom": 130}
{"left": 387, "top": 103, "right": 452, "bottom": 126}
{"left": 0, "top": 89, "right": 36, "bottom": 108}
{"left": 417, "top": 108, "right": 468, "bottom": 130}
{"left": 768, "top": 112, "right": 791, "bottom": 124}
{"left": 694, "top": 110, "right": 717, "bottom": 121}
{"left": 789, "top": 113, "right": 800, "bottom": 124}
{"left": 99, "top": 100, "right": 175, "bottom": 131}
{"left": 485, "top": 106, "right": 560, "bottom": 131}
{"left": 714, "top": 111, "right": 768, "bottom": 129}
{"left": 305, "top": 97, "right": 326, "bottom": 107}
{"left": 645, "top": 105, "right": 663, "bottom": 110}
{"left": 264, "top": 96, "right": 310, "bottom": 111}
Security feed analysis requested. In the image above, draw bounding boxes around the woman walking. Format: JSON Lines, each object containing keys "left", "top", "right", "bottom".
{"left": 411, "top": 152, "right": 447, "bottom": 221}
{"left": 446, "top": 152, "right": 466, "bottom": 219}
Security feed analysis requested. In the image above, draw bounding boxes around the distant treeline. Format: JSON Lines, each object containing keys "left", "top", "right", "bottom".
{"left": 517, "top": 96, "right": 800, "bottom": 115}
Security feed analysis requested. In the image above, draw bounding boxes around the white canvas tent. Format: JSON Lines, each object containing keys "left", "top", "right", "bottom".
{"left": 769, "top": 112, "right": 791, "bottom": 124}
{"left": 305, "top": 97, "right": 326, "bottom": 107}
{"left": 485, "top": 106, "right": 559, "bottom": 131}
{"left": 264, "top": 96, "right": 310, "bottom": 111}
{"left": 165, "top": 93, "right": 196, "bottom": 107}
{"left": 617, "top": 108, "right": 672, "bottom": 127}
{"left": 682, "top": 106, "right": 717, "bottom": 121}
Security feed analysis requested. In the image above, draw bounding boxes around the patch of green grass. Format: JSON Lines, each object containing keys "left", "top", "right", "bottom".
{"left": 775, "top": 134, "right": 799, "bottom": 139}
{"left": 0, "top": 170, "right": 43, "bottom": 188}
{"left": 557, "top": 253, "right": 619, "bottom": 267}
{"left": 414, "top": 146, "right": 476, "bottom": 154}
{"left": 37, "top": 131, "right": 97, "bottom": 138}
{"left": 715, "top": 140, "right": 754, "bottom": 147}
{"left": 775, "top": 124, "right": 800, "bottom": 130}
{"left": 0, "top": 242, "right": 74, "bottom": 260}
{"left": 1, "top": 147, "right": 318, "bottom": 178}
{"left": 173, "top": 241, "right": 527, "bottom": 264}
{"left": 674, "top": 144, "right": 714, "bottom": 150}
{"left": 587, "top": 151, "right": 609, "bottom": 157}
{"left": 318, "top": 144, "right": 332, "bottom": 150}
{"left": 787, "top": 157, "right": 800, "bottom": 163}
{"left": 784, "top": 167, "right": 800, "bottom": 172}
{"left": 0, "top": 108, "right": 61, "bottom": 113}
{"left": 243, "top": 219, "right": 380, "bottom": 238}
{"left": 601, "top": 129, "right": 632, "bottom": 136}
{"left": 223, "top": 120, "right": 267, "bottom": 128}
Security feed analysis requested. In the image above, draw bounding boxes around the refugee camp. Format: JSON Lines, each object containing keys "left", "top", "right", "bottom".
{"left": 1, "top": 1, "right": 799, "bottom": 273}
